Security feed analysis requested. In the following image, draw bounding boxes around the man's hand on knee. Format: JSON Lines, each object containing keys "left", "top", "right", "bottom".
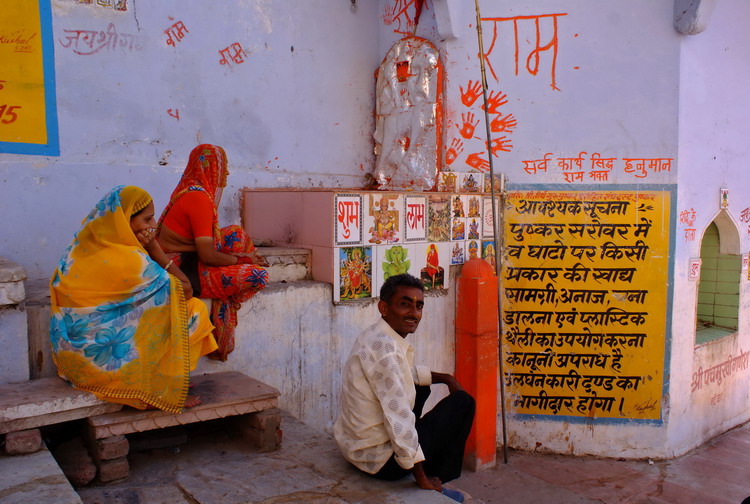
{"left": 431, "top": 372, "right": 464, "bottom": 394}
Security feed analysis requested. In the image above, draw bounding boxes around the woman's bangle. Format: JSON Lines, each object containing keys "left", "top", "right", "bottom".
{"left": 164, "top": 259, "right": 174, "bottom": 271}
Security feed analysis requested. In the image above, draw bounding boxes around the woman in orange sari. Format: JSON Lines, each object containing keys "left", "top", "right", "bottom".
{"left": 157, "top": 144, "right": 268, "bottom": 361}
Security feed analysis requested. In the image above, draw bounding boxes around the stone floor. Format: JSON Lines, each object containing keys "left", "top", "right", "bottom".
{"left": 451, "top": 421, "right": 750, "bottom": 504}
{"left": 75, "top": 412, "right": 455, "bottom": 504}
{"left": 4, "top": 412, "right": 749, "bottom": 504}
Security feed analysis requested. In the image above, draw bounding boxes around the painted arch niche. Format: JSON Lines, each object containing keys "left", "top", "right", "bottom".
{"left": 695, "top": 210, "right": 742, "bottom": 345}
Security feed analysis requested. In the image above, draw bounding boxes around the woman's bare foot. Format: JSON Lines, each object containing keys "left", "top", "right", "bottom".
{"left": 184, "top": 395, "right": 202, "bottom": 408}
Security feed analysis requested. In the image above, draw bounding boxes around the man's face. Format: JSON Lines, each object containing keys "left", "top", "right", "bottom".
{"left": 379, "top": 286, "right": 424, "bottom": 338}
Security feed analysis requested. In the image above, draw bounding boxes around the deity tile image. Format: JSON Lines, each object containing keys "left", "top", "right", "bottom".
{"left": 467, "top": 217, "right": 480, "bottom": 240}
{"left": 437, "top": 171, "right": 457, "bottom": 192}
{"left": 467, "top": 195, "right": 481, "bottom": 218}
{"left": 418, "top": 243, "right": 447, "bottom": 291}
{"left": 460, "top": 172, "right": 482, "bottom": 193}
{"left": 372, "top": 244, "right": 417, "bottom": 297}
{"left": 382, "top": 245, "right": 411, "bottom": 280}
{"left": 482, "top": 240, "right": 496, "bottom": 274}
{"left": 427, "top": 195, "right": 451, "bottom": 242}
{"left": 365, "top": 193, "right": 403, "bottom": 244}
{"left": 337, "top": 246, "right": 372, "bottom": 301}
{"left": 452, "top": 194, "right": 466, "bottom": 218}
{"left": 451, "top": 241, "right": 465, "bottom": 265}
{"left": 484, "top": 174, "right": 502, "bottom": 193}
{"left": 452, "top": 217, "right": 466, "bottom": 241}
{"left": 467, "top": 239, "right": 480, "bottom": 260}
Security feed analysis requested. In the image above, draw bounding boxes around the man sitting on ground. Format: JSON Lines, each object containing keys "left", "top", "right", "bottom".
{"left": 334, "top": 273, "right": 475, "bottom": 500}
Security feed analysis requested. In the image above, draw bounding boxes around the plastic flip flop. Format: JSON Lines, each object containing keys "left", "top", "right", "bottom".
{"left": 441, "top": 487, "right": 465, "bottom": 503}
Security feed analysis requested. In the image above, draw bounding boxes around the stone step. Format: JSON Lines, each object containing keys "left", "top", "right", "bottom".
{"left": 255, "top": 246, "right": 311, "bottom": 283}
{"left": 0, "top": 448, "right": 83, "bottom": 504}
{"left": 0, "top": 376, "right": 122, "bottom": 435}
{"left": 86, "top": 371, "right": 280, "bottom": 439}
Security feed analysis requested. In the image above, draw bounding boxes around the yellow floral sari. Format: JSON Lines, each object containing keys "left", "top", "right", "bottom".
{"left": 50, "top": 186, "right": 216, "bottom": 413}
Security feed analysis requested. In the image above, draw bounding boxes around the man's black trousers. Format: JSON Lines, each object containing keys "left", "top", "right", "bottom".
{"left": 372, "top": 385, "right": 476, "bottom": 483}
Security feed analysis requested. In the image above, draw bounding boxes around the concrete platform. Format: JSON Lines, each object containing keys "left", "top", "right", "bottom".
{"left": 0, "top": 377, "right": 121, "bottom": 435}
{"left": 87, "top": 372, "right": 279, "bottom": 439}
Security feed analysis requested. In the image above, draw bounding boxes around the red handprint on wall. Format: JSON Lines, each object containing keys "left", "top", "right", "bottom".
{"left": 456, "top": 112, "right": 480, "bottom": 140}
{"left": 490, "top": 136, "right": 513, "bottom": 157}
{"left": 490, "top": 113, "right": 517, "bottom": 133}
{"left": 466, "top": 152, "right": 490, "bottom": 172}
{"left": 460, "top": 80, "right": 482, "bottom": 107}
{"left": 445, "top": 138, "right": 464, "bottom": 165}
{"left": 481, "top": 90, "right": 508, "bottom": 114}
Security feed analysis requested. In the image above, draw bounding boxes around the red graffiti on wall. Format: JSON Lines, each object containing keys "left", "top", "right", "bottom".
{"left": 459, "top": 80, "right": 482, "bottom": 107}
{"left": 219, "top": 43, "right": 247, "bottom": 66}
{"left": 383, "top": 0, "right": 429, "bottom": 35}
{"left": 521, "top": 152, "right": 672, "bottom": 184}
{"left": 481, "top": 13, "right": 568, "bottom": 91}
{"left": 165, "top": 18, "right": 189, "bottom": 47}
{"left": 445, "top": 138, "right": 464, "bottom": 166}
{"left": 456, "top": 112, "right": 479, "bottom": 140}
{"left": 679, "top": 207, "right": 697, "bottom": 242}
{"left": 59, "top": 24, "right": 141, "bottom": 55}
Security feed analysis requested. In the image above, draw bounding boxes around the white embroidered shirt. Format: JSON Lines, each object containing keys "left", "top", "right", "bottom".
{"left": 334, "top": 317, "right": 432, "bottom": 474}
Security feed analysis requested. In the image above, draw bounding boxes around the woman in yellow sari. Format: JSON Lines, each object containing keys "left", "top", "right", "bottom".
{"left": 50, "top": 186, "right": 217, "bottom": 413}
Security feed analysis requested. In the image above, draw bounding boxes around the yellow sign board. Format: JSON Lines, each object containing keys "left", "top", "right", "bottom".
{"left": 0, "top": 0, "right": 58, "bottom": 155}
{"left": 503, "top": 191, "right": 670, "bottom": 420}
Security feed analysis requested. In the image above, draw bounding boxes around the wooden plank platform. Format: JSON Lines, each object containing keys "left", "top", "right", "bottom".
{"left": 87, "top": 372, "right": 280, "bottom": 439}
{"left": 0, "top": 377, "right": 122, "bottom": 434}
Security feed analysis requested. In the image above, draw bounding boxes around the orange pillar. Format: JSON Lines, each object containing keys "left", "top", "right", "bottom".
{"left": 455, "top": 258, "right": 498, "bottom": 471}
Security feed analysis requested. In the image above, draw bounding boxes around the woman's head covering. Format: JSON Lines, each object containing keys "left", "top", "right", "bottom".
{"left": 173, "top": 144, "right": 228, "bottom": 203}
{"left": 50, "top": 186, "right": 191, "bottom": 413}
{"left": 157, "top": 144, "right": 227, "bottom": 242}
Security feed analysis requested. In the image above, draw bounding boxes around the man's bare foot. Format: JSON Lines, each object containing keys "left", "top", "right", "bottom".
{"left": 184, "top": 395, "right": 202, "bottom": 408}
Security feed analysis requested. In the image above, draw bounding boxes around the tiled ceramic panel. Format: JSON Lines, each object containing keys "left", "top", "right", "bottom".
{"left": 363, "top": 193, "right": 404, "bottom": 245}
{"left": 467, "top": 216, "right": 481, "bottom": 241}
{"left": 334, "top": 246, "right": 373, "bottom": 303}
{"left": 459, "top": 172, "right": 483, "bottom": 193}
{"left": 481, "top": 239, "right": 497, "bottom": 274}
{"left": 415, "top": 242, "right": 450, "bottom": 291}
{"left": 334, "top": 194, "right": 363, "bottom": 246}
{"left": 484, "top": 174, "right": 502, "bottom": 193}
{"left": 450, "top": 241, "right": 465, "bottom": 265}
{"left": 466, "top": 194, "right": 482, "bottom": 219}
{"left": 451, "top": 217, "right": 466, "bottom": 241}
{"left": 482, "top": 196, "right": 499, "bottom": 238}
{"left": 373, "top": 244, "right": 418, "bottom": 297}
{"left": 466, "top": 239, "right": 481, "bottom": 261}
{"left": 451, "top": 194, "right": 467, "bottom": 218}
{"left": 437, "top": 171, "right": 458, "bottom": 192}
{"left": 404, "top": 195, "right": 428, "bottom": 242}
{"left": 427, "top": 195, "right": 451, "bottom": 242}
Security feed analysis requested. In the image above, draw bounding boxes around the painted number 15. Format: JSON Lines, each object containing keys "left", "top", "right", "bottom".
{"left": 0, "top": 105, "right": 21, "bottom": 124}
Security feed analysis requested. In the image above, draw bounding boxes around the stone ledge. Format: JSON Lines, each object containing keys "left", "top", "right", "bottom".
{"left": 0, "top": 257, "right": 26, "bottom": 283}
{"left": 0, "top": 448, "right": 83, "bottom": 504}
{"left": 87, "top": 371, "right": 280, "bottom": 439}
{"left": 0, "top": 377, "right": 122, "bottom": 434}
